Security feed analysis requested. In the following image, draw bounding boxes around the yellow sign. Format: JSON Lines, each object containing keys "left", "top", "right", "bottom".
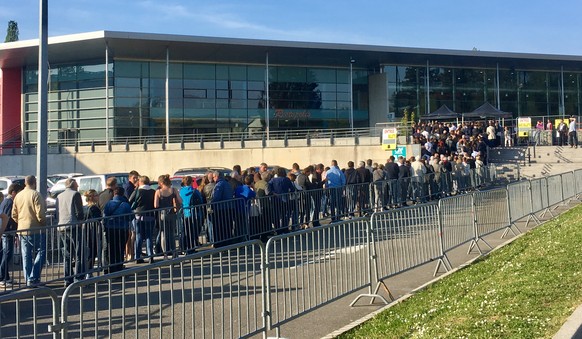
{"left": 382, "top": 128, "right": 398, "bottom": 150}
{"left": 517, "top": 117, "right": 531, "bottom": 137}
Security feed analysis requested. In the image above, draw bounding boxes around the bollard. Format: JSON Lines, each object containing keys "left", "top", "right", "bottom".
{"left": 284, "top": 131, "right": 288, "bottom": 147}
{"left": 262, "top": 134, "right": 266, "bottom": 148}
{"left": 180, "top": 136, "right": 185, "bottom": 150}
{"left": 162, "top": 138, "right": 166, "bottom": 151}
{"left": 200, "top": 136, "right": 204, "bottom": 149}
{"left": 241, "top": 135, "right": 245, "bottom": 149}
{"left": 220, "top": 135, "right": 224, "bottom": 149}
{"left": 91, "top": 140, "right": 95, "bottom": 153}
{"left": 143, "top": 140, "right": 148, "bottom": 151}
{"left": 125, "top": 138, "right": 129, "bottom": 152}
{"left": 330, "top": 131, "right": 335, "bottom": 146}
{"left": 306, "top": 133, "right": 311, "bottom": 147}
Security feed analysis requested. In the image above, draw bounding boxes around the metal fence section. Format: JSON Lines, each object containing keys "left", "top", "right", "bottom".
{"left": 561, "top": 171, "right": 576, "bottom": 202}
{"left": 471, "top": 188, "right": 516, "bottom": 253}
{"left": 60, "top": 241, "right": 266, "bottom": 339}
{"left": 438, "top": 194, "right": 475, "bottom": 253}
{"left": 507, "top": 180, "right": 533, "bottom": 223}
{"left": 546, "top": 174, "right": 564, "bottom": 208}
{"left": 0, "top": 287, "right": 60, "bottom": 338}
{"left": 370, "top": 203, "right": 441, "bottom": 288}
{"left": 576, "top": 169, "right": 582, "bottom": 199}
{"left": 264, "top": 218, "right": 371, "bottom": 332}
{"left": 530, "top": 177, "right": 549, "bottom": 215}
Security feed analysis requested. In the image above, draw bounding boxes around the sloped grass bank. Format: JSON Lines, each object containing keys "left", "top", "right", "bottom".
{"left": 340, "top": 205, "right": 582, "bottom": 338}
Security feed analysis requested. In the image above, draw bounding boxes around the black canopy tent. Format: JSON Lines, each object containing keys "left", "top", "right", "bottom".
{"left": 463, "top": 102, "right": 512, "bottom": 119}
{"left": 420, "top": 104, "right": 461, "bottom": 120}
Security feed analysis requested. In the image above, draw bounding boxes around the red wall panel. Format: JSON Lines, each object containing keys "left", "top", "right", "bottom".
{"left": 0, "top": 68, "right": 22, "bottom": 144}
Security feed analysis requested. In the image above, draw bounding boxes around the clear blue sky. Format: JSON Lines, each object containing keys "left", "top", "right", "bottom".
{"left": 2, "top": 0, "right": 581, "bottom": 55}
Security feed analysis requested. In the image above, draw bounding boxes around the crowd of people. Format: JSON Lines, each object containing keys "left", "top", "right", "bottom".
{"left": 413, "top": 116, "right": 579, "bottom": 152}
{"left": 0, "top": 153, "right": 494, "bottom": 289}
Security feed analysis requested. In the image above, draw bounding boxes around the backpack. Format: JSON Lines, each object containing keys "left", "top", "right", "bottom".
{"left": 190, "top": 190, "right": 203, "bottom": 207}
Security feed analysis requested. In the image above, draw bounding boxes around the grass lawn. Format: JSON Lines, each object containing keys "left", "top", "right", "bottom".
{"left": 340, "top": 204, "right": 582, "bottom": 338}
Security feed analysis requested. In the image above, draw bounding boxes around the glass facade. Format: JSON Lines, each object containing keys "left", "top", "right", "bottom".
{"left": 19, "top": 51, "right": 582, "bottom": 145}
{"left": 113, "top": 61, "right": 369, "bottom": 138}
{"left": 23, "top": 62, "right": 112, "bottom": 144}
{"left": 384, "top": 65, "right": 580, "bottom": 118}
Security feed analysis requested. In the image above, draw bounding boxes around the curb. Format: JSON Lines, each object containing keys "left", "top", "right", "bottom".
{"left": 553, "top": 304, "right": 582, "bottom": 339}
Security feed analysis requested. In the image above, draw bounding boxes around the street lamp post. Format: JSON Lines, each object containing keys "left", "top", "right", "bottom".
{"left": 349, "top": 58, "right": 355, "bottom": 134}
{"left": 37, "top": 0, "right": 48, "bottom": 198}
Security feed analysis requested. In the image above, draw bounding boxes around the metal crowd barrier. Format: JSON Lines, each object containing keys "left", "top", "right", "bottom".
{"left": 264, "top": 218, "right": 372, "bottom": 334}
{"left": 576, "top": 169, "right": 582, "bottom": 200}
{"left": 4, "top": 166, "right": 582, "bottom": 338}
{"left": 530, "top": 177, "right": 550, "bottom": 217}
{"left": 507, "top": 180, "right": 533, "bottom": 223}
{"left": 0, "top": 287, "right": 60, "bottom": 338}
{"left": 438, "top": 194, "right": 475, "bottom": 254}
{"left": 561, "top": 171, "right": 576, "bottom": 202}
{"left": 0, "top": 165, "right": 505, "bottom": 292}
{"left": 368, "top": 203, "right": 441, "bottom": 299}
{"left": 59, "top": 240, "right": 266, "bottom": 339}
{"left": 470, "top": 188, "right": 516, "bottom": 254}
{"left": 546, "top": 174, "right": 564, "bottom": 209}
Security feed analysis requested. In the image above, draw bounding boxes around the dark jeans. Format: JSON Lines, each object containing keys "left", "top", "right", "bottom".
{"left": 134, "top": 216, "right": 155, "bottom": 259}
{"left": 0, "top": 234, "right": 14, "bottom": 282}
{"left": 569, "top": 131, "right": 578, "bottom": 147}
{"left": 104, "top": 228, "right": 127, "bottom": 273}
{"left": 60, "top": 228, "right": 86, "bottom": 283}
{"left": 182, "top": 213, "right": 201, "bottom": 253}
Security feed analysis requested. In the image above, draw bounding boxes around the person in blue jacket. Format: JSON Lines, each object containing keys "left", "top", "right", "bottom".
{"left": 179, "top": 176, "right": 204, "bottom": 253}
{"left": 211, "top": 171, "right": 234, "bottom": 246}
{"left": 103, "top": 187, "right": 132, "bottom": 273}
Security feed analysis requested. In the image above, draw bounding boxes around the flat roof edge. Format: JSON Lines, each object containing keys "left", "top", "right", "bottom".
{"left": 0, "top": 31, "right": 106, "bottom": 51}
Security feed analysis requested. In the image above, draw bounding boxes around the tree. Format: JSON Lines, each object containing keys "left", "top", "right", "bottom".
{"left": 5, "top": 21, "right": 19, "bottom": 42}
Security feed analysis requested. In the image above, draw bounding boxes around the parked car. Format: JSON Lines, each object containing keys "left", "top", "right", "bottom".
{"left": 150, "top": 177, "right": 183, "bottom": 191}
{"left": 0, "top": 176, "right": 57, "bottom": 215}
{"left": 47, "top": 173, "right": 83, "bottom": 187}
{"left": 73, "top": 173, "right": 129, "bottom": 205}
{"left": 0, "top": 176, "right": 26, "bottom": 197}
{"left": 173, "top": 167, "right": 231, "bottom": 185}
{"left": 173, "top": 167, "right": 230, "bottom": 178}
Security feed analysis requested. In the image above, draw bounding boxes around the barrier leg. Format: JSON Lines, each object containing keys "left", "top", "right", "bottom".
{"left": 501, "top": 223, "right": 521, "bottom": 239}
{"left": 433, "top": 255, "right": 452, "bottom": 276}
{"left": 350, "top": 280, "right": 391, "bottom": 307}
{"left": 524, "top": 213, "right": 541, "bottom": 227}
{"left": 539, "top": 207, "right": 555, "bottom": 219}
{"left": 468, "top": 237, "right": 492, "bottom": 255}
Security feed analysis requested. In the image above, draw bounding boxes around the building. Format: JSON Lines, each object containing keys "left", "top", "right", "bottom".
{"left": 1, "top": 31, "right": 582, "bottom": 148}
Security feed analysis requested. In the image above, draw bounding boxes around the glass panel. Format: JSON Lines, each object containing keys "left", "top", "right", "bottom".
{"left": 184, "top": 64, "right": 215, "bottom": 80}
{"left": 115, "top": 61, "right": 143, "bottom": 77}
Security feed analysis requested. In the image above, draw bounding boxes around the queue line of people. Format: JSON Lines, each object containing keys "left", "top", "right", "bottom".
{"left": 0, "top": 153, "right": 494, "bottom": 289}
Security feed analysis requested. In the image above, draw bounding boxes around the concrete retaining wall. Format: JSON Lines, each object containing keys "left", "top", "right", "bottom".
{"left": 0, "top": 138, "right": 401, "bottom": 178}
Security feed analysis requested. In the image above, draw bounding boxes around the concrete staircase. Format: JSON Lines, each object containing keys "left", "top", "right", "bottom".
{"left": 521, "top": 146, "right": 581, "bottom": 178}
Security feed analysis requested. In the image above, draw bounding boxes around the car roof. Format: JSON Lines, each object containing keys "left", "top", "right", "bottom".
{"left": 173, "top": 167, "right": 230, "bottom": 176}
{"left": 0, "top": 176, "right": 26, "bottom": 180}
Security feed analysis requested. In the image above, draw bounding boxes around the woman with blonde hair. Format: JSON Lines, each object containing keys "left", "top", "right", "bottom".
{"left": 154, "top": 174, "right": 182, "bottom": 259}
